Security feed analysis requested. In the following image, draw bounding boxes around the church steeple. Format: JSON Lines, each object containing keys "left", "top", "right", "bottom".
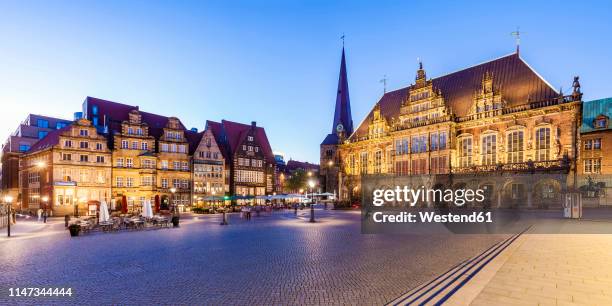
{"left": 332, "top": 47, "right": 353, "bottom": 136}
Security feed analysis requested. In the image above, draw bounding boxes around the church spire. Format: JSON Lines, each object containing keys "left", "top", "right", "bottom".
{"left": 332, "top": 47, "right": 353, "bottom": 136}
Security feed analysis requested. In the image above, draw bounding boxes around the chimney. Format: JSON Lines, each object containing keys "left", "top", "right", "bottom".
{"left": 251, "top": 121, "right": 256, "bottom": 129}
{"left": 190, "top": 127, "right": 198, "bottom": 133}
{"left": 74, "top": 112, "right": 83, "bottom": 120}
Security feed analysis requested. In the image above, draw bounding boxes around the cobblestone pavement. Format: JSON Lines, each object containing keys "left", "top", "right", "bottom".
{"left": 0, "top": 209, "right": 505, "bottom": 305}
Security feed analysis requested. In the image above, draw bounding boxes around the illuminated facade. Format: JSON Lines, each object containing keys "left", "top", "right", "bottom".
{"left": 191, "top": 127, "right": 227, "bottom": 207}
{"left": 110, "top": 110, "right": 158, "bottom": 212}
{"left": 1, "top": 114, "right": 71, "bottom": 209}
{"left": 579, "top": 98, "right": 612, "bottom": 205}
{"left": 19, "top": 119, "right": 112, "bottom": 216}
{"left": 208, "top": 120, "right": 276, "bottom": 204}
{"left": 323, "top": 51, "right": 583, "bottom": 208}
{"left": 156, "top": 117, "right": 191, "bottom": 211}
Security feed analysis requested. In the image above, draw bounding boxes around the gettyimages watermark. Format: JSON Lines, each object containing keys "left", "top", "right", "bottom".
{"left": 359, "top": 173, "right": 612, "bottom": 234}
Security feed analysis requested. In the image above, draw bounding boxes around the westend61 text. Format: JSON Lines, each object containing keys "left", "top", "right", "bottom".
{"left": 372, "top": 211, "right": 493, "bottom": 223}
{"left": 372, "top": 186, "right": 485, "bottom": 207}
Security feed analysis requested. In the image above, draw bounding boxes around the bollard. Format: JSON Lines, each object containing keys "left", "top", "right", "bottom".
{"left": 220, "top": 211, "right": 229, "bottom": 225}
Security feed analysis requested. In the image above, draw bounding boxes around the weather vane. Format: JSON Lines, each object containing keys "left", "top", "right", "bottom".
{"left": 341, "top": 33, "right": 345, "bottom": 47}
{"left": 380, "top": 75, "right": 388, "bottom": 94}
{"left": 510, "top": 27, "right": 525, "bottom": 54}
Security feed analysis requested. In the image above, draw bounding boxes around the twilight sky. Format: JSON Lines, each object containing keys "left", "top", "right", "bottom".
{"left": 1, "top": 0, "right": 611, "bottom": 163}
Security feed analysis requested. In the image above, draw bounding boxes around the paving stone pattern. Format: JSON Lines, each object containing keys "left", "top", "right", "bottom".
{"left": 0, "top": 210, "right": 505, "bottom": 305}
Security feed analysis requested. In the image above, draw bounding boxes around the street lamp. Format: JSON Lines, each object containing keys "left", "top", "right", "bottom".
{"left": 308, "top": 180, "right": 316, "bottom": 223}
{"left": 326, "top": 160, "right": 334, "bottom": 194}
{"left": 5, "top": 195, "right": 13, "bottom": 237}
{"left": 170, "top": 187, "right": 177, "bottom": 215}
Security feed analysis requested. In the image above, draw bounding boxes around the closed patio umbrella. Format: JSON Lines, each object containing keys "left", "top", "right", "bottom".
{"left": 154, "top": 195, "right": 160, "bottom": 212}
{"left": 121, "top": 196, "right": 128, "bottom": 214}
{"left": 99, "top": 201, "right": 110, "bottom": 223}
{"left": 142, "top": 200, "right": 154, "bottom": 218}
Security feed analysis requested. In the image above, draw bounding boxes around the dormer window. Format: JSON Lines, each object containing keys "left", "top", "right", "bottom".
{"left": 594, "top": 115, "right": 608, "bottom": 129}
{"left": 248, "top": 136, "right": 254, "bottom": 141}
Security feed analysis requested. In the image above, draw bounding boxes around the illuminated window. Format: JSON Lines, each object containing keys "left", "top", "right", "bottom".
{"left": 374, "top": 151, "right": 382, "bottom": 174}
{"left": 507, "top": 131, "right": 524, "bottom": 163}
{"left": 459, "top": 137, "right": 472, "bottom": 167}
{"left": 481, "top": 134, "right": 497, "bottom": 165}
{"left": 535, "top": 128, "right": 551, "bottom": 161}
{"left": 360, "top": 152, "right": 368, "bottom": 174}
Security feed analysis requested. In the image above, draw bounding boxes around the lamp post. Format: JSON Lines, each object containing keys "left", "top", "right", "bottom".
{"left": 170, "top": 187, "right": 177, "bottom": 215}
{"left": 5, "top": 196, "right": 13, "bottom": 237}
{"left": 308, "top": 180, "right": 316, "bottom": 223}
{"left": 326, "top": 160, "right": 334, "bottom": 193}
{"left": 35, "top": 161, "right": 47, "bottom": 214}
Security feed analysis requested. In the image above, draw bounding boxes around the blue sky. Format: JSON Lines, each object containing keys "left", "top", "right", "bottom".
{"left": 1, "top": 0, "right": 611, "bottom": 163}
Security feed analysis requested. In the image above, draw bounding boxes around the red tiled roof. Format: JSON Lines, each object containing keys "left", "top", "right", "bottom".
{"left": 206, "top": 120, "right": 275, "bottom": 163}
{"left": 350, "top": 53, "right": 560, "bottom": 140}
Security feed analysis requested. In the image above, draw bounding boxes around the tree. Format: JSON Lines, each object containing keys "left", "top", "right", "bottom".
{"left": 284, "top": 169, "right": 307, "bottom": 193}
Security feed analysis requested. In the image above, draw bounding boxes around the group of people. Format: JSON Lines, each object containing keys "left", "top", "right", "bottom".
{"left": 36, "top": 208, "right": 50, "bottom": 223}
{"left": 240, "top": 205, "right": 273, "bottom": 220}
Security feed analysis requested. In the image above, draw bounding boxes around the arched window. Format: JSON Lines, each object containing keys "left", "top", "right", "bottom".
{"left": 458, "top": 137, "right": 473, "bottom": 167}
{"left": 481, "top": 134, "right": 497, "bottom": 165}
{"left": 507, "top": 131, "right": 524, "bottom": 163}
{"left": 535, "top": 127, "right": 551, "bottom": 161}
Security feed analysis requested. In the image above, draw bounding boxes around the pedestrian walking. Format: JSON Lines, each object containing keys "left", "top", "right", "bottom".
{"left": 37, "top": 208, "right": 42, "bottom": 222}
{"left": 43, "top": 210, "right": 47, "bottom": 223}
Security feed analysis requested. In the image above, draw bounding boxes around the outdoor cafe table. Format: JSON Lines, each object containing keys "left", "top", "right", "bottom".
{"left": 132, "top": 219, "right": 145, "bottom": 229}
{"left": 99, "top": 221, "right": 113, "bottom": 232}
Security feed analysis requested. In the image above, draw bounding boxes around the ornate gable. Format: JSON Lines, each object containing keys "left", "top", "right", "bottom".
{"left": 468, "top": 72, "right": 506, "bottom": 115}
{"left": 397, "top": 62, "right": 451, "bottom": 127}
{"left": 367, "top": 103, "right": 389, "bottom": 139}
